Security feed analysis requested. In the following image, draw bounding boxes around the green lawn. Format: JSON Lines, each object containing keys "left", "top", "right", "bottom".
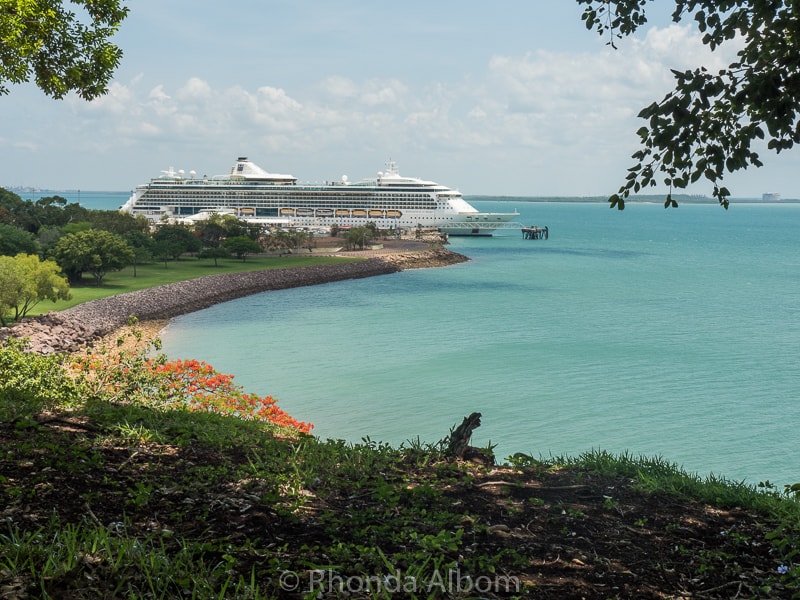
{"left": 33, "top": 254, "right": 361, "bottom": 314}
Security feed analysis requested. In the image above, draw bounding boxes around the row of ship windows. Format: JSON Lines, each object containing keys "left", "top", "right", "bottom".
{"left": 143, "top": 191, "right": 437, "bottom": 200}
{"left": 146, "top": 200, "right": 439, "bottom": 208}
{"left": 169, "top": 206, "right": 455, "bottom": 221}
{"left": 140, "top": 198, "right": 441, "bottom": 209}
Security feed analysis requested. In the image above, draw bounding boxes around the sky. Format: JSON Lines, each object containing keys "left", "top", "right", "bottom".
{"left": 2, "top": 0, "right": 798, "bottom": 198}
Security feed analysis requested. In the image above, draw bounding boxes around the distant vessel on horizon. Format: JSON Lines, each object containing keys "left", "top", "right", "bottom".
{"left": 121, "top": 157, "right": 519, "bottom": 236}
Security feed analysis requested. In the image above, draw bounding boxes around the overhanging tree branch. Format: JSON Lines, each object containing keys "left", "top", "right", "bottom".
{"left": 0, "top": 0, "right": 129, "bottom": 100}
{"left": 577, "top": 0, "right": 800, "bottom": 209}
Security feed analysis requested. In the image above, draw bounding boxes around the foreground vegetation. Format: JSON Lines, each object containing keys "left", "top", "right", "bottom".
{"left": 1, "top": 330, "right": 799, "bottom": 599}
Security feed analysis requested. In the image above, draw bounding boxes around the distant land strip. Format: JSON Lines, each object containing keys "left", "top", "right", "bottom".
{"left": 466, "top": 195, "right": 800, "bottom": 203}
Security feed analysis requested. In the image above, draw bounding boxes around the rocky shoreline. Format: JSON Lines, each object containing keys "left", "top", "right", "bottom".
{"left": 1, "top": 247, "right": 468, "bottom": 355}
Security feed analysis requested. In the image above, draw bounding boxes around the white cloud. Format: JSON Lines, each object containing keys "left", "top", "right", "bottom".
{"left": 148, "top": 84, "right": 171, "bottom": 103}
{"left": 177, "top": 77, "right": 212, "bottom": 99}
{"left": 320, "top": 76, "right": 359, "bottom": 99}
{"left": 82, "top": 81, "right": 137, "bottom": 115}
{"left": 455, "top": 24, "right": 738, "bottom": 159}
{"left": 3, "top": 17, "right": 785, "bottom": 196}
{"left": 319, "top": 76, "right": 408, "bottom": 107}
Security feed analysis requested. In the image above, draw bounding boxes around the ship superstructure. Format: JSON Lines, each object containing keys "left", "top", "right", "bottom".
{"left": 121, "top": 157, "right": 518, "bottom": 235}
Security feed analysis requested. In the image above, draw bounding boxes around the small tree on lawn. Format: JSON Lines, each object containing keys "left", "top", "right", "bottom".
{"left": 344, "top": 226, "right": 374, "bottom": 250}
{"left": 198, "top": 246, "right": 232, "bottom": 266}
{"left": 0, "top": 254, "right": 70, "bottom": 326}
{"left": 122, "top": 230, "right": 155, "bottom": 277}
{"left": 152, "top": 224, "right": 202, "bottom": 259}
{"left": 223, "top": 236, "right": 261, "bottom": 261}
{"left": 51, "top": 229, "right": 134, "bottom": 285}
{"left": 152, "top": 240, "right": 181, "bottom": 268}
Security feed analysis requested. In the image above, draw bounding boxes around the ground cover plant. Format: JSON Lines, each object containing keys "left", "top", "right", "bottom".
{"left": 1, "top": 329, "right": 799, "bottom": 599}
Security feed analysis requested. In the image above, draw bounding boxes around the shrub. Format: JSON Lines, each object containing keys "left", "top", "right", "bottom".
{"left": 0, "top": 338, "right": 80, "bottom": 421}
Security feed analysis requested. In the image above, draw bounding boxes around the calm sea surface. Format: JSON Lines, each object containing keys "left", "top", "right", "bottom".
{"left": 52, "top": 192, "right": 800, "bottom": 487}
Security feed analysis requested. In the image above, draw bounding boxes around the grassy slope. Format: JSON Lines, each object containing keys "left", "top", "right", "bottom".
{"left": 2, "top": 391, "right": 799, "bottom": 599}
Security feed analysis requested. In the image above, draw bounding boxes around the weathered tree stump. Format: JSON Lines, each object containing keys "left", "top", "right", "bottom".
{"left": 447, "top": 412, "right": 482, "bottom": 459}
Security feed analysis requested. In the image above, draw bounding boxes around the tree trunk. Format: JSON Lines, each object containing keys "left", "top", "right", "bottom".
{"left": 447, "top": 412, "right": 482, "bottom": 459}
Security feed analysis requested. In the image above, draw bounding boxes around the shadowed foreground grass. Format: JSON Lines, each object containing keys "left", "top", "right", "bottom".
{"left": 1, "top": 332, "right": 799, "bottom": 599}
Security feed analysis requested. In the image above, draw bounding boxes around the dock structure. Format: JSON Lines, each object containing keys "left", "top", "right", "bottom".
{"left": 522, "top": 225, "right": 548, "bottom": 240}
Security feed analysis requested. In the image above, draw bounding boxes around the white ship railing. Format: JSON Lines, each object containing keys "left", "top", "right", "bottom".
{"left": 438, "top": 221, "right": 527, "bottom": 230}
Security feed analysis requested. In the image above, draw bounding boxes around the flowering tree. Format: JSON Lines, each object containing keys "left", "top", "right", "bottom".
{"left": 71, "top": 333, "right": 312, "bottom": 435}
{"left": 150, "top": 359, "right": 313, "bottom": 433}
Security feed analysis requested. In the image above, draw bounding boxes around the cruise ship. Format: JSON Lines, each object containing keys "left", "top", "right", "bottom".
{"left": 120, "top": 157, "right": 519, "bottom": 236}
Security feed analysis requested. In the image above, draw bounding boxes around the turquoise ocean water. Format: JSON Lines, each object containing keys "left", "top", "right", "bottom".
{"left": 158, "top": 200, "right": 800, "bottom": 487}
{"left": 47, "top": 191, "right": 800, "bottom": 486}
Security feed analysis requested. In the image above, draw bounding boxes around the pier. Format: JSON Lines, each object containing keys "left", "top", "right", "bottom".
{"left": 521, "top": 225, "right": 548, "bottom": 240}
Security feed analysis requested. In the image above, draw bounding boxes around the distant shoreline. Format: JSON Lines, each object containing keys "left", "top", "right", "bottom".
{"left": 466, "top": 195, "right": 800, "bottom": 204}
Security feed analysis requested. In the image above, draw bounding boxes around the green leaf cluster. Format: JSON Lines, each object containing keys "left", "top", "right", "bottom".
{"left": 343, "top": 224, "right": 377, "bottom": 250}
{"left": 0, "top": 253, "right": 70, "bottom": 325}
{"left": 51, "top": 228, "right": 135, "bottom": 285}
{"left": 0, "top": 0, "right": 129, "bottom": 99}
{"left": 223, "top": 235, "right": 261, "bottom": 261}
{"left": 151, "top": 224, "right": 202, "bottom": 264}
{"left": 0, "top": 338, "right": 79, "bottom": 420}
{"left": 0, "top": 223, "right": 38, "bottom": 256}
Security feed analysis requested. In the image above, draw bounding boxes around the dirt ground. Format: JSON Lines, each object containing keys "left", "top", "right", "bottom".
{"left": 0, "top": 414, "right": 792, "bottom": 599}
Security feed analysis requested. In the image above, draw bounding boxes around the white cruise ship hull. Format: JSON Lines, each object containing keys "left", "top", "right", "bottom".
{"left": 121, "top": 157, "right": 519, "bottom": 236}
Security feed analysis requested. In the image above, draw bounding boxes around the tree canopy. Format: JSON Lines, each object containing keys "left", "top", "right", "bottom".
{"left": 51, "top": 229, "right": 134, "bottom": 285}
{"left": 0, "top": 253, "right": 70, "bottom": 325}
{"left": 195, "top": 214, "right": 260, "bottom": 248}
{"left": 577, "top": 0, "right": 800, "bottom": 209}
{"left": 152, "top": 224, "right": 203, "bottom": 259}
{"left": 0, "top": 0, "right": 128, "bottom": 99}
{"left": 223, "top": 236, "right": 261, "bottom": 261}
{"left": 0, "top": 223, "right": 38, "bottom": 256}
{"left": 0, "top": 190, "right": 89, "bottom": 232}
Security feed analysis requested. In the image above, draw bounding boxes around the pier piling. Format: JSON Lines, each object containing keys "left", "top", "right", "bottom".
{"left": 522, "top": 226, "right": 548, "bottom": 240}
